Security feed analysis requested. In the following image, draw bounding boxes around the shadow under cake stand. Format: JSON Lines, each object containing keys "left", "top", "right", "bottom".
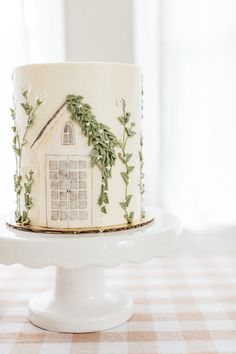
{"left": 0, "top": 209, "right": 180, "bottom": 333}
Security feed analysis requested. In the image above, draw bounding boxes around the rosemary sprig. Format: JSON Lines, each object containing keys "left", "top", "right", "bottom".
{"left": 67, "top": 94, "right": 119, "bottom": 214}
{"left": 139, "top": 134, "right": 145, "bottom": 218}
{"left": 118, "top": 99, "right": 136, "bottom": 224}
{"left": 139, "top": 78, "right": 145, "bottom": 218}
{"left": 11, "top": 88, "right": 43, "bottom": 223}
{"left": 22, "top": 170, "right": 34, "bottom": 224}
{"left": 11, "top": 107, "right": 22, "bottom": 221}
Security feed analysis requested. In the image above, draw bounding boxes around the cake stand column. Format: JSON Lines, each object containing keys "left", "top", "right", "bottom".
{"left": 28, "top": 266, "right": 133, "bottom": 333}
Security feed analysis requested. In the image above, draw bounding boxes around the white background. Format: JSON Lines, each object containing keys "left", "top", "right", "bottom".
{"left": 1, "top": 0, "right": 236, "bottom": 232}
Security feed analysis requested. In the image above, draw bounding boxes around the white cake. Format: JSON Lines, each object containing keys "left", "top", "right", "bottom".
{"left": 11, "top": 62, "right": 146, "bottom": 231}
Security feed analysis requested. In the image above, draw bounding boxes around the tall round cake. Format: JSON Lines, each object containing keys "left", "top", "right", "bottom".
{"left": 11, "top": 63, "right": 148, "bottom": 232}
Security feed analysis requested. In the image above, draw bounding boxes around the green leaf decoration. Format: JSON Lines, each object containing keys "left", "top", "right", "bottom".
{"left": 125, "top": 194, "right": 132, "bottom": 207}
{"left": 66, "top": 94, "right": 119, "bottom": 214}
{"left": 124, "top": 214, "right": 132, "bottom": 223}
{"left": 103, "top": 192, "right": 109, "bottom": 204}
{"left": 128, "top": 211, "right": 134, "bottom": 221}
{"left": 125, "top": 153, "right": 132, "bottom": 163}
{"left": 15, "top": 211, "right": 21, "bottom": 223}
{"left": 101, "top": 206, "right": 107, "bottom": 214}
{"left": 119, "top": 201, "right": 127, "bottom": 210}
{"left": 127, "top": 166, "right": 134, "bottom": 174}
{"left": 118, "top": 152, "right": 126, "bottom": 164}
{"left": 21, "top": 210, "right": 29, "bottom": 225}
{"left": 118, "top": 116, "right": 126, "bottom": 125}
{"left": 11, "top": 88, "right": 43, "bottom": 224}
{"left": 125, "top": 127, "right": 136, "bottom": 137}
{"left": 121, "top": 172, "right": 129, "bottom": 185}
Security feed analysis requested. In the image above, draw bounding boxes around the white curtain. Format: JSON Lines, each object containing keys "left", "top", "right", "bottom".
{"left": 134, "top": 0, "right": 236, "bottom": 230}
{"left": 0, "top": 0, "right": 65, "bottom": 214}
{"left": 134, "top": 0, "right": 161, "bottom": 210}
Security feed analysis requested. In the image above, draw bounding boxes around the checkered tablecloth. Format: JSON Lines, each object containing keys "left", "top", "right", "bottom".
{"left": 1, "top": 256, "right": 236, "bottom": 354}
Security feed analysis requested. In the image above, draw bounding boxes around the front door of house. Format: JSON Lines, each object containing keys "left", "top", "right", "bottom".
{"left": 46, "top": 155, "right": 91, "bottom": 228}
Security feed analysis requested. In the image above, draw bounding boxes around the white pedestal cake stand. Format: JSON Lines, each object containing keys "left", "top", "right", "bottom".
{"left": 0, "top": 209, "right": 180, "bottom": 333}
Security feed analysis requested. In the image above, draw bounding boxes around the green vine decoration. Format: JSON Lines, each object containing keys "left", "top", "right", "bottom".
{"left": 11, "top": 107, "right": 22, "bottom": 221}
{"left": 118, "top": 99, "right": 136, "bottom": 224}
{"left": 11, "top": 88, "right": 43, "bottom": 223}
{"left": 66, "top": 95, "right": 119, "bottom": 214}
{"left": 22, "top": 170, "right": 34, "bottom": 224}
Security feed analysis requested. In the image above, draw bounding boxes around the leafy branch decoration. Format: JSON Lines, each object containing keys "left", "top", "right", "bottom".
{"left": 22, "top": 170, "right": 34, "bottom": 224}
{"left": 11, "top": 88, "right": 43, "bottom": 224}
{"left": 139, "top": 134, "right": 145, "bottom": 218}
{"left": 66, "top": 94, "right": 119, "bottom": 214}
{"left": 139, "top": 79, "right": 145, "bottom": 218}
{"left": 118, "top": 99, "right": 136, "bottom": 224}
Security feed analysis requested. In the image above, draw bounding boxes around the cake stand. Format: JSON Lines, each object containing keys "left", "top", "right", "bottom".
{"left": 0, "top": 209, "right": 181, "bottom": 333}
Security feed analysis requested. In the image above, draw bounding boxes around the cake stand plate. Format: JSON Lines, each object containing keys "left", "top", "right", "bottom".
{"left": 0, "top": 209, "right": 181, "bottom": 333}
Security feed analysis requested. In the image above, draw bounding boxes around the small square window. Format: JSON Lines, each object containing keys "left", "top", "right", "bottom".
{"left": 79, "top": 181, "right": 86, "bottom": 189}
{"left": 59, "top": 160, "right": 67, "bottom": 170}
{"left": 51, "top": 210, "right": 59, "bottom": 221}
{"left": 70, "top": 211, "right": 78, "bottom": 220}
{"left": 60, "top": 211, "right": 68, "bottom": 221}
{"left": 70, "top": 201, "right": 78, "bottom": 209}
{"left": 79, "top": 201, "right": 87, "bottom": 209}
{"left": 69, "top": 160, "right": 78, "bottom": 169}
{"left": 59, "top": 201, "right": 68, "bottom": 210}
{"left": 70, "top": 191, "right": 77, "bottom": 201}
{"left": 49, "top": 161, "right": 58, "bottom": 170}
{"left": 51, "top": 181, "right": 58, "bottom": 190}
{"left": 59, "top": 170, "right": 67, "bottom": 180}
{"left": 60, "top": 192, "right": 67, "bottom": 200}
{"left": 79, "top": 211, "right": 88, "bottom": 220}
{"left": 50, "top": 171, "right": 58, "bottom": 180}
{"left": 79, "top": 160, "right": 86, "bottom": 169}
{"left": 59, "top": 181, "right": 67, "bottom": 190}
{"left": 78, "top": 191, "right": 87, "bottom": 200}
{"left": 51, "top": 191, "right": 58, "bottom": 200}
{"left": 70, "top": 181, "right": 77, "bottom": 190}
{"left": 69, "top": 171, "right": 77, "bottom": 180}
{"left": 79, "top": 171, "right": 86, "bottom": 179}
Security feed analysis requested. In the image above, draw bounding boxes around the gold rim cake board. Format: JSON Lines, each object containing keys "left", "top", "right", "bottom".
{"left": 6, "top": 216, "right": 155, "bottom": 235}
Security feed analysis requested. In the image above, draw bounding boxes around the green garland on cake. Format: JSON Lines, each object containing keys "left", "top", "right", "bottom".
{"left": 66, "top": 94, "right": 119, "bottom": 214}
{"left": 117, "top": 99, "right": 136, "bottom": 224}
{"left": 11, "top": 88, "right": 43, "bottom": 224}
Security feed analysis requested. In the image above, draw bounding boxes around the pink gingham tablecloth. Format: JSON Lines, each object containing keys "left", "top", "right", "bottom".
{"left": 1, "top": 256, "right": 236, "bottom": 354}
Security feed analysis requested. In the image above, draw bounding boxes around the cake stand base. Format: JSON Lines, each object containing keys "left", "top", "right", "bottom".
{"left": 29, "top": 267, "right": 133, "bottom": 333}
{"left": 1, "top": 209, "right": 181, "bottom": 333}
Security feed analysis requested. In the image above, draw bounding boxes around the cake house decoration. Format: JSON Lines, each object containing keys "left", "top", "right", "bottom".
{"left": 10, "top": 63, "right": 153, "bottom": 233}
{"left": 31, "top": 94, "right": 118, "bottom": 217}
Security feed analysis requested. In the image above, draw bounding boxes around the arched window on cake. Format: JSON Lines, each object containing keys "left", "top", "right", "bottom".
{"left": 62, "top": 122, "right": 75, "bottom": 145}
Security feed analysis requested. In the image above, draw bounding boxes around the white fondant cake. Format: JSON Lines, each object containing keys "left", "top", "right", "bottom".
{"left": 11, "top": 62, "right": 145, "bottom": 230}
